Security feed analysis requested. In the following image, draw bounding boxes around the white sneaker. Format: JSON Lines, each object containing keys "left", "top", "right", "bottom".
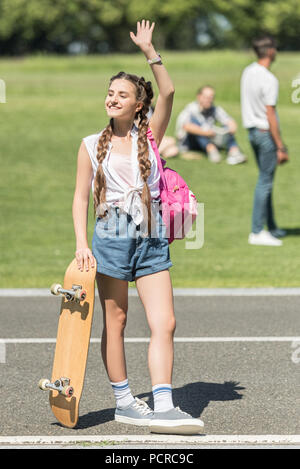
{"left": 226, "top": 150, "right": 247, "bottom": 165}
{"left": 115, "top": 397, "right": 153, "bottom": 426}
{"left": 248, "top": 230, "right": 283, "bottom": 246}
{"left": 149, "top": 406, "right": 204, "bottom": 435}
{"left": 207, "top": 149, "right": 221, "bottom": 163}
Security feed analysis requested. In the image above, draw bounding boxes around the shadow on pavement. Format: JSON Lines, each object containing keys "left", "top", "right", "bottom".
{"left": 73, "top": 380, "right": 244, "bottom": 429}
{"left": 139, "top": 380, "right": 245, "bottom": 418}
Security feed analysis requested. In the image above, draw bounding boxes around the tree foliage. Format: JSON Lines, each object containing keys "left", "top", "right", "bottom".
{"left": 0, "top": 0, "right": 299, "bottom": 55}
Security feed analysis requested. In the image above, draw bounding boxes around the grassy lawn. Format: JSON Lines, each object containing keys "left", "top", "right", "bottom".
{"left": 1, "top": 51, "right": 300, "bottom": 287}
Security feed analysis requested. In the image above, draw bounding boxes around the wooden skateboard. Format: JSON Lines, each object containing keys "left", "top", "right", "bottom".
{"left": 39, "top": 257, "right": 97, "bottom": 428}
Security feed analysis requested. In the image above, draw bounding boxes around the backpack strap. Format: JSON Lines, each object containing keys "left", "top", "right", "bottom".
{"left": 146, "top": 127, "right": 167, "bottom": 190}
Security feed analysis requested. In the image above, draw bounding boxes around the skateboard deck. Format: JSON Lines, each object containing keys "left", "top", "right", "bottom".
{"left": 39, "top": 257, "right": 97, "bottom": 428}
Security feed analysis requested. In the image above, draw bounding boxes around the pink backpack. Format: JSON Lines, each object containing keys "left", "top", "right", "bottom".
{"left": 147, "top": 128, "right": 198, "bottom": 244}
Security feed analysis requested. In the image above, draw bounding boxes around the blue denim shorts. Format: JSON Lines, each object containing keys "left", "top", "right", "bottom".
{"left": 92, "top": 203, "right": 173, "bottom": 282}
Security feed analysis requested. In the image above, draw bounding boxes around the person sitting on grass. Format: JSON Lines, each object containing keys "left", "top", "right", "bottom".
{"left": 175, "top": 85, "right": 247, "bottom": 164}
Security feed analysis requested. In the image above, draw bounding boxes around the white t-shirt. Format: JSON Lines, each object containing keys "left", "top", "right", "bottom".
{"left": 240, "top": 62, "right": 279, "bottom": 129}
{"left": 83, "top": 124, "right": 160, "bottom": 225}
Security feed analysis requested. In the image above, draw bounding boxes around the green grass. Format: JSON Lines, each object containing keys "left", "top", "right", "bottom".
{"left": 1, "top": 51, "right": 300, "bottom": 287}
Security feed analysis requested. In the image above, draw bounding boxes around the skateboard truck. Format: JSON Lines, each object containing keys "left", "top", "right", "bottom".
{"left": 50, "top": 283, "right": 86, "bottom": 303}
{"left": 39, "top": 377, "right": 74, "bottom": 397}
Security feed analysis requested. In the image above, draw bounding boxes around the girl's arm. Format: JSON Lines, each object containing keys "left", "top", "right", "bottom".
{"left": 130, "top": 20, "right": 175, "bottom": 147}
{"left": 72, "top": 141, "right": 95, "bottom": 271}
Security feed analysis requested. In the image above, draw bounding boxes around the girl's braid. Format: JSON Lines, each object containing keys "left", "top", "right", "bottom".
{"left": 93, "top": 119, "right": 113, "bottom": 217}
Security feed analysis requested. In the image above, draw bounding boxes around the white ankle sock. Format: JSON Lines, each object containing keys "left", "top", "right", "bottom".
{"left": 110, "top": 378, "right": 135, "bottom": 409}
{"left": 152, "top": 384, "right": 174, "bottom": 412}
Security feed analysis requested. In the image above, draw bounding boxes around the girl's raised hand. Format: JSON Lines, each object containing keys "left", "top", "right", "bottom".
{"left": 130, "top": 20, "right": 155, "bottom": 53}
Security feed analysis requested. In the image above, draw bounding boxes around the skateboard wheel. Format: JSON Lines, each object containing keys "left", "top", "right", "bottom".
{"left": 39, "top": 378, "right": 50, "bottom": 391}
{"left": 75, "top": 289, "right": 86, "bottom": 302}
{"left": 61, "top": 386, "right": 74, "bottom": 397}
{"left": 51, "top": 283, "right": 62, "bottom": 296}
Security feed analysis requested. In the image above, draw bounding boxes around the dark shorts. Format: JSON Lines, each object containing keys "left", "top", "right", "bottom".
{"left": 92, "top": 203, "right": 173, "bottom": 282}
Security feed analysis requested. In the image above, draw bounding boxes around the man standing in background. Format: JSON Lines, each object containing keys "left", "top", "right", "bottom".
{"left": 241, "top": 34, "right": 289, "bottom": 246}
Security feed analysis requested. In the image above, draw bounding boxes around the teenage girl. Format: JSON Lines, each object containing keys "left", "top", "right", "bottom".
{"left": 72, "top": 20, "right": 204, "bottom": 434}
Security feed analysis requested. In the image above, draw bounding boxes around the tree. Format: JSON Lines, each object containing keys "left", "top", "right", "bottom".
{"left": 0, "top": 0, "right": 299, "bottom": 55}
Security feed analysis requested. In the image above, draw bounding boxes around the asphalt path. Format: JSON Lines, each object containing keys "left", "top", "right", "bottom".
{"left": 0, "top": 292, "right": 299, "bottom": 445}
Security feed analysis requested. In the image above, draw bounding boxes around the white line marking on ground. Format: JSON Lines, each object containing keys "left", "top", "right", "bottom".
{"left": 0, "top": 435, "right": 299, "bottom": 445}
{"left": 172, "top": 288, "right": 300, "bottom": 296}
{"left": 1, "top": 288, "right": 300, "bottom": 297}
{"left": 0, "top": 337, "right": 299, "bottom": 344}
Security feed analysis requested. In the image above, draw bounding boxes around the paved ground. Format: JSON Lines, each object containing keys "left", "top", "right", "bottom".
{"left": 0, "top": 291, "right": 299, "bottom": 447}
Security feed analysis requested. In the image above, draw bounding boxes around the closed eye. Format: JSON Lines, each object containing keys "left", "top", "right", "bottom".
{"left": 107, "top": 88, "right": 130, "bottom": 99}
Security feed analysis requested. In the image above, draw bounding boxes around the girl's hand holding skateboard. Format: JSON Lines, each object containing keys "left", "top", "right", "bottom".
{"left": 75, "top": 247, "right": 95, "bottom": 272}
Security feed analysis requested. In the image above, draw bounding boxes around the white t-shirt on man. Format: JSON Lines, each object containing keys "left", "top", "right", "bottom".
{"left": 240, "top": 62, "right": 279, "bottom": 130}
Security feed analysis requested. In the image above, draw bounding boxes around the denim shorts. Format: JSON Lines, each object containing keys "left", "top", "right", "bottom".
{"left": 92, "top": 202, "right": 173, "bottom": 282}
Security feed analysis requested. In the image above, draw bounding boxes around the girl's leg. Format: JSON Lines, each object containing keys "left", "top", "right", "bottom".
{"left": 135, "top": 269, "right": 176, "bottom": 386}
{"left": 135, "top": 269, "right": 204, "bottom": 433}
{"left": 96, "top": 272, "right": 129, "bottom": 383}
{"left": 97, "top": 272, "right": 154, "bottom": 422}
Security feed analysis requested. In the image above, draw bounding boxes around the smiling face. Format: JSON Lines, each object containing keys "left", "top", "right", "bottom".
{"left": 105, "top": 79, "right": 143, "bottom": 121}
